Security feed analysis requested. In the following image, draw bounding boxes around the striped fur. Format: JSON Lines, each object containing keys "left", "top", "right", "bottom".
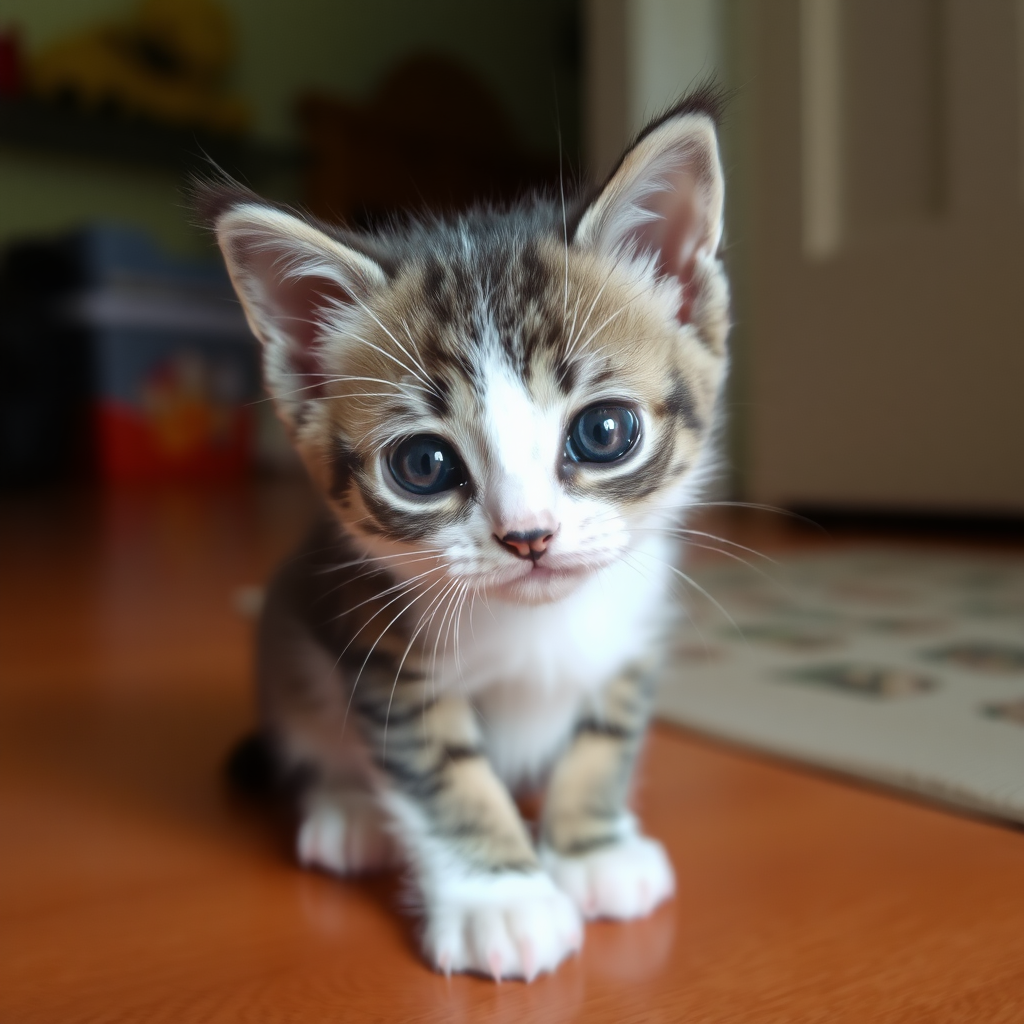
{"left": 208, "top": 88, "right": 730, "bottom": 981}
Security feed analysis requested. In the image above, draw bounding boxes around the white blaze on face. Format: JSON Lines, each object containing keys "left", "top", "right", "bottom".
{"left": 479, "top": 364, "right": 564, "bottom": 542}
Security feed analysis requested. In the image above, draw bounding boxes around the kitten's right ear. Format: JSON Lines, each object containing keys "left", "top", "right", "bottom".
{"left": 211, "top": 200, "right": 386, "bottom": 429}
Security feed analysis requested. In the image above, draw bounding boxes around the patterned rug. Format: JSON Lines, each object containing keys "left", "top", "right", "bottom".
{"left": 655, "top": 548, "right": 1024, "bottom": 825}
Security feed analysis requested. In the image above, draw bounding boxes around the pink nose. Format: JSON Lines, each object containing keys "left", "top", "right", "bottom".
{"left": 496, "top": 527, "right": 556, "bottom": 562}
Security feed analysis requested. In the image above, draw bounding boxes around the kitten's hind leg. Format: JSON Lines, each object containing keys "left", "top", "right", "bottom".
{"left": 297, "top": 783, "right": 400, "bottom": 876}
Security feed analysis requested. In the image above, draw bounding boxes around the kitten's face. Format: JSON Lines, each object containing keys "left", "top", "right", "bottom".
{"left": 211, "top": 106, "right": 729, "bottom": 604}
{"left": 296, "top": 236, "right": 727, "bottom": 604}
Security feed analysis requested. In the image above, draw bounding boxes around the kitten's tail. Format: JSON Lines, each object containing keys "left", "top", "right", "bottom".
{"left": 224, "top": 731, "right": 280, "bottom": 798}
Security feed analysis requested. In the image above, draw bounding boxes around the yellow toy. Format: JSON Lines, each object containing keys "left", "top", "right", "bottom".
{"left": 31, "top": 0, "right": 249, "bottom": 134}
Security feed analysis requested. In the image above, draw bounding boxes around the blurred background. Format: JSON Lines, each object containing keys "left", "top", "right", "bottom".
{"left": 0, "top": 0, "right": 1021, "bottom": 514}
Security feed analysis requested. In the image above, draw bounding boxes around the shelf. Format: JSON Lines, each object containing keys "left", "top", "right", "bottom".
{"left": 0, "top": 95, "right": 302, "bottom": 181}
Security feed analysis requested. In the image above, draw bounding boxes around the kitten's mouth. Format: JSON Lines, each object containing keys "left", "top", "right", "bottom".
{"left": 526, "top": 562, "right": 580, "bottom": 581}
{"left": 487, "top": 558, "right": 603, "bottom": 603}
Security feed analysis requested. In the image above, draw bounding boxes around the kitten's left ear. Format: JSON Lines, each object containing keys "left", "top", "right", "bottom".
{"left": 574, "top": 99, "right": 725, "bottom": 325}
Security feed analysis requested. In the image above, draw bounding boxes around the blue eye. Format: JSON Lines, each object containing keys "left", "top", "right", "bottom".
{"left": 388, "top": 435, "right": 466, "bottom": 495}
{"left": 567, "top": 406, "right": 639, "bottom": 463}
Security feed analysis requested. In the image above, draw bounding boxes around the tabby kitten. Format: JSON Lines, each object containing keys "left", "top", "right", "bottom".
{"left": 205, "top": 86, "right": 729, "bottom": 981}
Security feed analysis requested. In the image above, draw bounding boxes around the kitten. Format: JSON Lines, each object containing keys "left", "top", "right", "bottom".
{"left": 203, "top": 84, "right": 729, "bottom": 981}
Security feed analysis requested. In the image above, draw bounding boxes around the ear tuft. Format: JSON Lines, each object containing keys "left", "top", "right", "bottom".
{"left": 627, "top": 77, "right": 729, "bottom": 149}
{"left": 188, "top": 173, "right": 266, "bottom": 231}
{"left": 574, "top": 83, "right": 727, "bottom": 326}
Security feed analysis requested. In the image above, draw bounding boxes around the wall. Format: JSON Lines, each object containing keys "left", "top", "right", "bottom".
{"left": 0, "top": 0, "right": 580, "bottom": 255}
{"left": 582, "top": 0, "right": 749, "bottom": 494}
{"left": 584, "top": 0, "right": 722, "bottom": 180}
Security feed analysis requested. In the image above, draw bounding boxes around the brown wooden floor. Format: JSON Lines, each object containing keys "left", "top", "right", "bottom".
{"left": 2, "top": 481, "right": 1023, "bottom": 1023}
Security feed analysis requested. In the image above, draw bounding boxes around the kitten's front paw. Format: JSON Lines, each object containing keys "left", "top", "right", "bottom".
{"left": 297, "top": 788, "right": 398, "bottom": 875}
{"left": 542, "top": 834, "right": 675, "bottom": 921}
{"left": 424, "top": 871, "right": 582, "bottom": 981}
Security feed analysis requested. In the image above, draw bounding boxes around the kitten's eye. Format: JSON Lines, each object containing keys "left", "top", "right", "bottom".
{"left": 567, "top": 405, "right": 640, "bottom": 463}
{"left": 388, "top": 435, "right": 466, "bottom": 495}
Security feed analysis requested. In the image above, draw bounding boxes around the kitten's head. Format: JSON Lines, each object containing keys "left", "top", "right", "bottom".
{"left": 206, "top": 89, "right": 730, "bottom": 604}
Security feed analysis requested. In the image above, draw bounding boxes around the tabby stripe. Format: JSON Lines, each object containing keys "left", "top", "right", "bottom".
{"left": 561, "top": 834, "right": 622, "bottom": 856}
{"left": 339, "top": 650, "right": 425, "bottom": 681}
{"left": 354, "top": 697, "right": 436, "bottom": 727}
{"left": 373, "top": 755, "right": 445, "bottom": 799}
{"left": 443, "top": 744, "right": 484, "bottom": 762}
{"left": 575, "top": 719, "right": 636, "bottom": 741}
{"left": 661, "top": 371, "right": 704, "bottom": 432}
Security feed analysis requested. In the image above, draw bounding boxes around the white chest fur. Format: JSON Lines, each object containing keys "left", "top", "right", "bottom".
{"left": 425, "top": 532, "right": 679, "bottom": 786}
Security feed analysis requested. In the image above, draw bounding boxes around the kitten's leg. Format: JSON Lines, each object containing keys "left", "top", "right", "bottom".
{"left": 297, "top": 782, "right": 398, "bottom": 875}
{"left": 359, "top": 690, "right": 582, "bottom": 981}
{"left": 256, "top": 556, "right": 399, "bottom": 876}
{"left": 540, "top": 664, "right": 675, "bottom": 921}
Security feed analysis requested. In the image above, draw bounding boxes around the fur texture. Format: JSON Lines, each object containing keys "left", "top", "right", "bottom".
{"left": 204, "top": 87, "right": 731, "bottom": 981}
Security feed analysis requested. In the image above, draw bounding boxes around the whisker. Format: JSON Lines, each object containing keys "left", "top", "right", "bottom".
{"left": 399, "top": 317, "right": 434, "bottom": 382}
{"left": 371, "top": 581, "right": 453, "bottom": 757}
{"left": 310, "top": 374, "right": 432, "bottom": 395}
{"left": 446, "top": 582, "right": 465, "bottom": 677}
{"left": 349, "top": 576, "right": 446, "bottom": 741}
{"left": 630, "top": 526, "right": 777, "bottom": 567}
{"left": 421, "top": 577, "right": 462, "bottom": 707}
{"left": 314, "top": 556, "right": 442, "bottom": 606}
{"left": 430, "top": 578, "right": 464, "bottom": 684}
{"left": 319, "top": 553, "right": 442, "bottom": 590}
{"left": 436, "top": 579, "right": 463, "bottom": 673}
{"left": 564, "top": 285, "right": 585, "bottom": 357}
{"left": 450, "top": 582, "right": 471, "bottom": 678}
{"left": 558, "top": 120, "right": 569, "bottom": 324}
{"left": 335, "top": 574, "right": 434, "bottom": 663}
{"left": 620, "top": 551, "right": 712, "bottom": 654}
{"left": 631, "top": 548, "right": 746, "bottom": 643}
{"left": 330, "top": 566, "right": 441, "bottom": 619}
{"left": 337, "top": 294, "right": 442, "bottom": 398}
{"left": 383, "top": 594, "right": 449, "bottom": 753}
{"left": 677, "top": 500, "right": 825, "bottom": 530}
{"left": 314, "top": 547, "right": 443, "bottom": 577}
{"left": 425, "top": 581, "right": 462, "bottom": 684}
{"left": 564, "top": 261, "right": 618, "bottom": 359}
{"left": 664, "top": 538, "right": 794, "bottom": 596}
{"left": 390, "top": 573, "right": 458, "bottom": 709}
{"left": 347, "top": 331, "right": 441, "bottom": 398}
{"left": 572, "top": 301, "right": 630, "bottom": 357}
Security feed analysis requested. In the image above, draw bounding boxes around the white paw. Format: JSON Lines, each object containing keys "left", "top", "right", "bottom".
{"left": 424, "top": 871, "right": 583, "bottom": 981}
{"left": 542, "top": 834, "right": 675, "bottom": 921}
{"left": 296, "top": 788, "right": 398, "bottom": 875}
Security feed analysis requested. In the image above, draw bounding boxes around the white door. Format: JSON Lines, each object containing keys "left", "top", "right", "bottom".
{"left": 744, "top": 0, "right": 1024, "bottom": 513}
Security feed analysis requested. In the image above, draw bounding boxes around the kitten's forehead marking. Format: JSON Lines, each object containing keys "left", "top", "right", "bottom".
{"left": 415, "top": 239, "right": 568, "bottom": 395}
{"left": 478, "top": 362, "right": 563, "bottom": 528}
